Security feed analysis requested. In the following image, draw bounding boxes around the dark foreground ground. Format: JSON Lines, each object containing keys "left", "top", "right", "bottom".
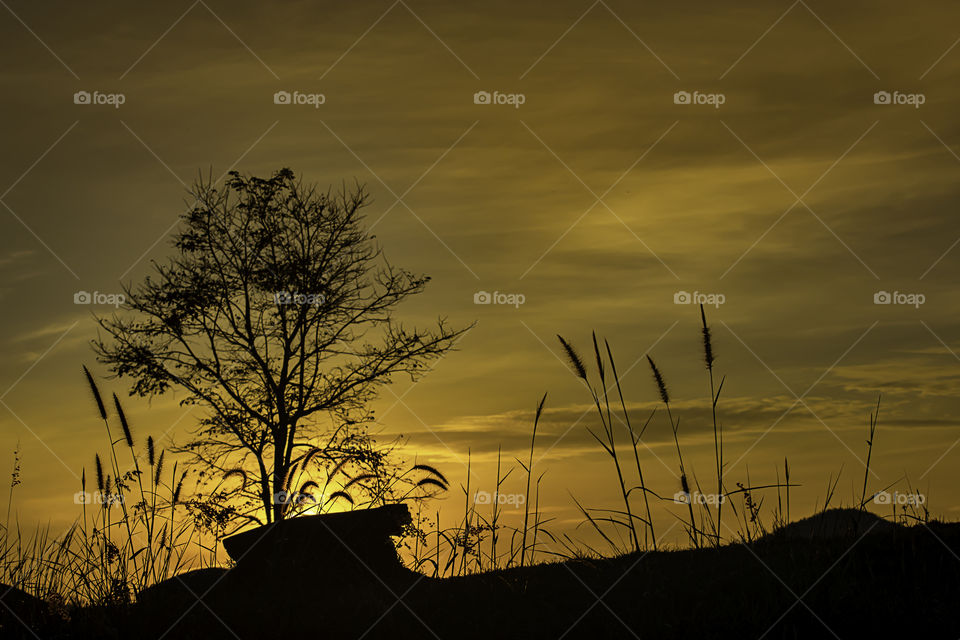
{"left": 5, "top": 517, "right": 960, "bottom": 639}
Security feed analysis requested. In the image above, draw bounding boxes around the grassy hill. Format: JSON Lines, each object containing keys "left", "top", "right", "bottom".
{"left": 8, "top": 512, "right": 957, "bottom": 639}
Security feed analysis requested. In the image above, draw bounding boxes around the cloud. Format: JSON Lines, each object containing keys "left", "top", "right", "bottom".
{"left": 394, "top": 393, "right": 910, "bottom": 460}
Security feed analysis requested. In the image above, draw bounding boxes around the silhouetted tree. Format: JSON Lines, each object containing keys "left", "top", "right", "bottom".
{"left": 96, "top": 169, "right": 464, "bottom": 524}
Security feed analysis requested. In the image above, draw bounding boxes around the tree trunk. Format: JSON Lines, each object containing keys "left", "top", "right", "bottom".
{"left": 272, "top": 431, "right": 286, "bottom": 522}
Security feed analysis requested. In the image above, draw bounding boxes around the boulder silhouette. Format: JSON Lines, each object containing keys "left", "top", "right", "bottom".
{"left": 135, "top": 504, "right": 416, "bottom": 638}
{"left": 222, "top": 502, "right": 411, "bottom": 578}
{"left": 138, "top": 567, "right": 228, "bottom": 608}
{"left": 217, "top": 504, "right": 416, "bottom": 636}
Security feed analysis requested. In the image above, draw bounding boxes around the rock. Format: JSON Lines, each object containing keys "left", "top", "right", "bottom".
{"left": 132, "top": 505, "right": 417, "bottom": 639}
{"left": 222, "top": 503, "right": 412, "bottom": 580}
{"left": 135, "top": 568, "right": 229, "bottom": 636}
{"left": 127, "top": 504, "right": 420, "bottom": 640}
{"left": 218, "top": 505, "right": 414, "bottom": 637}
{"left": 138, "top": 567, "right": 229, "bottom": 607}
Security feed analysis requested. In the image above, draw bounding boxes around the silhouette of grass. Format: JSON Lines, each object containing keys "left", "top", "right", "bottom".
{"left": 406, "top": 306, "right": 933, "bottom": 572}
{"left": 0, "top": 309, "right": 953, "bottom": 639}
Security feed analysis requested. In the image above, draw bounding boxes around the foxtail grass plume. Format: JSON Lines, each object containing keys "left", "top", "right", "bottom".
{"left": 412, "top": 464, "right": 449, "bottom": 488}
{"left": 82, "top": 366, "right": 107, "bottom": 421}
{"left": 147, "top": 436, "right": 155, "bottom": 467}
{"left": 646, "top": 355, "right": 670, "bottom": 405}
{"left": 326, "top": 490, "right": 354, "bottom": 506}
{"left": 154, "top": 450, "right": 165, "bottom": 486}
{"left": 557, "top": 335, "right": 587, "bottom": 381}
{"left": 591, "top": 331, "right": 605, "bottom": 384}
{"left": 299, "top": 480, "right": 320, "bottom": 495}
{"left": 173, "top": 471, "right": 186, "bottom": 503}
{"left": 415, "top": 477, "right": 449, "bottom": 492}
{"left": 223, "top": 468, "right": 248, "bottom": 489}
{"left": 535, "top": 391, "right": 547, "bottom": 423}
{"left": 282, "top": 462, "right": 300, "bottom": 493}
{"left": 94, "top": 454, "right": 105, "bottom": 493}
{"left": 9, "top": 447, "right": 20, "bottom": 489}
{"left": 700, "top": 304, "right": 714, "bottom": 371}
{"left": 326, "top": 456, "right": 352, "bottom": 481}
{"left": 301, "top": 446, "right": 323, "bottom": 469}
{"left": 112, "top": 394, "right": 134, "bottom": 448}
{"left": 343, "top": 473, "right": 377, "bottom": 490}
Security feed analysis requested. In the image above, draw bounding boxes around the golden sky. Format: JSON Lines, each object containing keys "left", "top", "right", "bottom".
{"left": 2, "top": 0, "right": 960, "bottom": 547}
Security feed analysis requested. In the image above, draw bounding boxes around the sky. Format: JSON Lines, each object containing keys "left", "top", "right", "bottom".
{"left": 2, "top": 0, "right": 960, "bottom": 552}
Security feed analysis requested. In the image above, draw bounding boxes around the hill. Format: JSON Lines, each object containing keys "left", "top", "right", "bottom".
{"left": 120, "top": 516, "right": 960, "bottom": 639}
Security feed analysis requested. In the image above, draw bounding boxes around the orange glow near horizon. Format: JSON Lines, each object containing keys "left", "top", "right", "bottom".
{"left": 1, "top": 1, "right": 960, "bottom": 563}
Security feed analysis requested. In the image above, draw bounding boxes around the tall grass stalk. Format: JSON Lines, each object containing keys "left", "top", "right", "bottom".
{"left": 558, "top": 334, "right": 640, "bottom": 552}
{"left": 83, "top": 366, "right": 142, "bottom": 594}
{"left": 489, "top": 447, "right": 503, "bottom": 571}
{"left": 700, "top": 305, "right": 725, "bottom": 547}
{"left": 459, "top": 450, "right": 473, "bottom": 576}
{"left": 646, "top": 355, "right": 699, "bottom": 548}
{"left": 520, "top": 393, "right": 547, "bottom": 567}
{"left": 859, "top": 396, "right": 882, "bottom": 510}
{"left": 604, "top": 341, "right": 657, "bottom": 551}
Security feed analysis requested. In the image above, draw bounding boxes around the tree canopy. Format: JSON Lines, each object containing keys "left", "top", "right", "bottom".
{"left": 96, "top": 168, "right": 465, "bottom": 524}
